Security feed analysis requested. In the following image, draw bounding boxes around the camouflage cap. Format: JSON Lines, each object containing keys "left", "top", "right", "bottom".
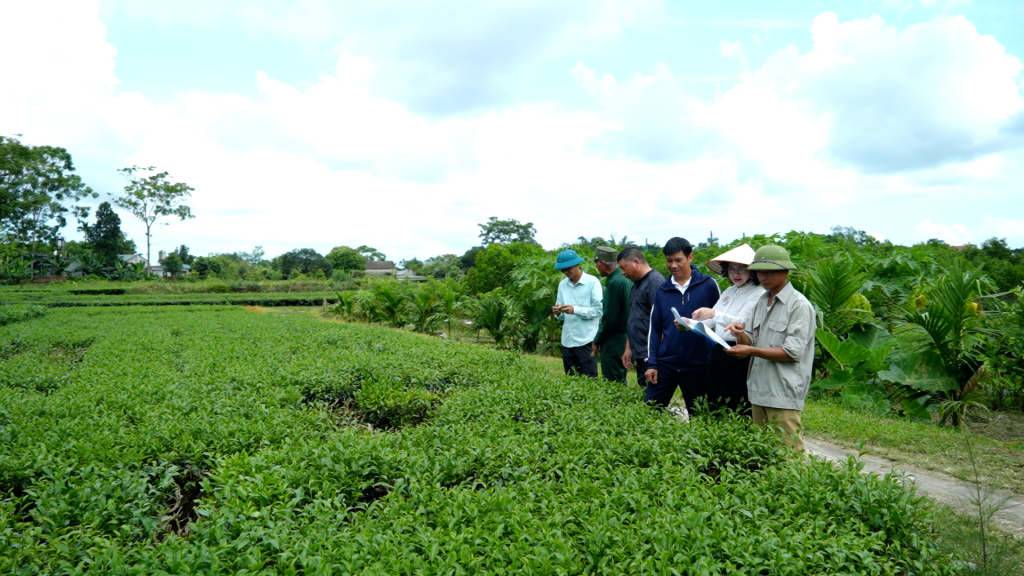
{"left": 594, "top": 246, "right": 618, "bottom": 263}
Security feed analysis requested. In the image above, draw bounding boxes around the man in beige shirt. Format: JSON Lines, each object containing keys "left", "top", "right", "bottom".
{"left": 724, "top": 245, "right": 816, "bottom": 451}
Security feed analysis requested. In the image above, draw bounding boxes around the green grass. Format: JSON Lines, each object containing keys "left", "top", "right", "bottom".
{"left": 803, "top": 397, "right": 1024, "bottom": 493}
{"left": 931, "top": 502, "right": 1024, "bottom": 575}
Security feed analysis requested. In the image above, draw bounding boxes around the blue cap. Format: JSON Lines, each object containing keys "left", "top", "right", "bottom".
{"left": 553, "top": 249, "right": 585, "bottom": 270}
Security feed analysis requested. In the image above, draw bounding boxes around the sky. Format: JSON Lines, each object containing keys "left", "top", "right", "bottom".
{"left": 2, "top": 0, "right": 1023, "bottom": 263}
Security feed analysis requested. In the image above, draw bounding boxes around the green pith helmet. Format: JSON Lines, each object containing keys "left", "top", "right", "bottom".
{"left": 747, "top": 244, "right": 798, "bottom": 271}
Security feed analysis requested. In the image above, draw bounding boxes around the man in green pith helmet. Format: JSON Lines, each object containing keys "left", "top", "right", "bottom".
{"left": 592, "top": 246, "right": 631, "bottom": 384}
{"left": 724, "top": 244, "right": 816, "bottom": 451}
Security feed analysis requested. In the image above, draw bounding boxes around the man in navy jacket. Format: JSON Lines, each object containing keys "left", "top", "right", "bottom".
{"left": 644, "top": 237, "right": 722, "bottom": 410}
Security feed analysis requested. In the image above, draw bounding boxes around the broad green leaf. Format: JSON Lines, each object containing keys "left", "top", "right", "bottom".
{"left": 815, "top": 327, "right": 872, "bottom": 366}
{"left": 865, "top": 342, "right": 895, "bottom": 374}
{"left": 878, "top": 364, "right": 907, "bottom": 383}
{"left": 847, "top": 324, "right": 891, "bottom": 351}
{"left": 887, "top": 351, "right": 957, "bottom": 392}
{"left": 813, "top": 368, "right": 856, "bottom": 390}
{"left": 900, "top": 391, "right": 933, "bottom": 420}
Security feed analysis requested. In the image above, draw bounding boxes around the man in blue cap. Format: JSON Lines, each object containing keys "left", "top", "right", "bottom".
{"left": 552, "top": 249, "right": 603, "bottom": 377}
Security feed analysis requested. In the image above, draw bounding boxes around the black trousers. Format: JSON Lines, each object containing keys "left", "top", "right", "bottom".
{"left": 562, "top": 343, "right": 598, "bottom": 377}
{"left": 634, "top": 358, "right": 648, "bottom": 388}
{"left": 644, "top": 366, "right": 712, "bottom": 410}
{"left": 708, "top": 345, "right": 752, "bottom": 416}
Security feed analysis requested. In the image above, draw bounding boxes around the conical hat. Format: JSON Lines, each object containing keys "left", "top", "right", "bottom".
{"left": 706, "top": 244, "right": 756, "bottom": 274}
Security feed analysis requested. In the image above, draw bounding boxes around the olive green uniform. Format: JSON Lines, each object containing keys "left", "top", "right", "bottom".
{"left": 594, "top": 267, "right": 631, "bottom": 383}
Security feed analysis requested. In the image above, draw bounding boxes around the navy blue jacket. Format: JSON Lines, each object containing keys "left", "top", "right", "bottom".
{"left": 647, "top": 266, "right": 722, "bottom": 372}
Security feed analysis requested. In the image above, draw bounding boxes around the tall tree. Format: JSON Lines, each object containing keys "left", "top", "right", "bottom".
{"left": 275, "top": 248, "right": 333, "bottom": 277}
{"left": 326, "top": 246, "right": 366, "bottom": 271}
{"left": 420, "top": 254, "right": 463, "bottom": 278}
{"left": 0, "top": 135, "right": 96, "bottom": 247}
{"left": 174, "top": 244, "right": 195, "bottom": 265}
{"left": 237, "top": 245, "right": 265, "bottom": 266}
{"left": 356, "top": 245, "right": 387, "bottom": 261}
{"left": 160, "top": 251, "right": 184, "bottom": 277}
{"left": 478, "top": 217, "right": 537, "bottom": 245}
{"left": 80, "top": 201, "right": 129, "bottom": 266}
{"left": 460, "top": 246, "right": 484, "bottom": 270}
{"left": 113, "top": 166, "right": 194, "bottom": 269}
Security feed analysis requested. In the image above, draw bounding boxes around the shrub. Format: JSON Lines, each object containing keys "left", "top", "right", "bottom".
{"left": 0, "top": 304, "right": 45, "bottom": 326}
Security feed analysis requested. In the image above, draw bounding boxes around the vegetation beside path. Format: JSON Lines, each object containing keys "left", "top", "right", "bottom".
{"left": 803, "top": 398, "right": 1024, "bottom": 494}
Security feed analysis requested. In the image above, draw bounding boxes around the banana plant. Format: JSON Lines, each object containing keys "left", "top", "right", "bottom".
{"left": 111, "top": 259, "right": 130, "bottom": 280}
{"left": 44, "top": 253, "right": 69, "bottom": 277}
{"left": 78, "top": 252, "right": 110, "bottom": 278}
{"left": 0, "top": 256, "right": 34, "bottom": 285}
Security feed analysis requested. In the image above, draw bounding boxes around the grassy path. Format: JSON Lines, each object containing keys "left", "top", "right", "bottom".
{"left": 802, "top": 398, "right": 1024, "bottom": 494}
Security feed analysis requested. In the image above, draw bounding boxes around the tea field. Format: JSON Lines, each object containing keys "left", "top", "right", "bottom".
{"left": 0, "top": 305, "right": 956, "bottom": 574}
{"left": 0, "top": 288, "right": 336, "bottom": 308}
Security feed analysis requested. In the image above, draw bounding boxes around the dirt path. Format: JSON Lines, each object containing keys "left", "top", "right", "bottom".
{"left": 805, "top": 437, "right": 1024, "bottom": 537}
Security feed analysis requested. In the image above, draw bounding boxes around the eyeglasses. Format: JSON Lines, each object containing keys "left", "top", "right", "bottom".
{"left": 726, "top": 266, "right": 747, "bottom": 274}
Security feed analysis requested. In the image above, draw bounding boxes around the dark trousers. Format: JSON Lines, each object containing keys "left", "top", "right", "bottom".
{"left": 634, "top": 358, "right": 648, "bottom": 388}
{"left": 708, "top": 345, "right": 752, "bottom": 416}
{"left": 599, "top": 333, "right": 628, "bottom": 384}
{"left": 644, "top": 366, "right": 711, "bottom": 410}
{"left": 562, "top": 343, "right": 598, "bottom": 377}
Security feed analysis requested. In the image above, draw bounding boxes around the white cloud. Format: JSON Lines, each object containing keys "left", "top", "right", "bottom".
{"left": 914, "top": 219, "right": 973, "bottom": 244}
{"left": 582, "top": 12, "right": 1023, "bottom": 176}
{"left": 4, "top": 2, "right": 1024, "bottom": 261}
{"left": 0, "top": 0, "right": 121, "bottom": 145}
{"left": 981, "top": 216, "right": 1024, "bottom": 243}
{"left": 912, "top": 216, "right": 1024, "bottom": 246}
{"left": 103, "top": 0, "right": 661, "bottom": 115}
{"left": 571, "top": 10, "right": 1024, "bottom": 214}
{"left": 769, "top": 13, "right": 1023, "bottom": 172}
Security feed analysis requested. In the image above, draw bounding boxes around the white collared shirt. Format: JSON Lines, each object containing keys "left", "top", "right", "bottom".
{"left": 710, "top": 282, "right": 765, "bottom": 342}
{"left": 670, "top": 275, "right": 691, "bottom": 298}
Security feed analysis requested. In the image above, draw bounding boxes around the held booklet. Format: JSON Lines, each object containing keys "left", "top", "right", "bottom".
{"left": 671, "top": 307, "right": 732, "bottom": 349}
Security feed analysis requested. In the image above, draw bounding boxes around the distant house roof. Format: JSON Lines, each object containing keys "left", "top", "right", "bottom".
{"left": 366, "top": 261, "right": 396, "bottom": 270}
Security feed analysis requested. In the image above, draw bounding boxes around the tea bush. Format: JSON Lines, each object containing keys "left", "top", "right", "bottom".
{"left": 0, "top": 290, "right": 337, "bottom": 307}
{"left": 0, "top": 304, "right": 45, "bottom": 326}
{"left": 0, "top": 307, "right": 957, "bottom": 574}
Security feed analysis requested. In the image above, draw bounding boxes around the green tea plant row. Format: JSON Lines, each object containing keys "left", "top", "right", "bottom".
{"left": 0, "top": 305, "right": 45, "bottom": 327}
{"left": 0, "top": 306, "right": 957, "bottom": 574}
{"left": 0, "top": 291, "right": 337, "bottom": 308}
{"left": 0, "top": 277, "right": 348, "bottom": 296}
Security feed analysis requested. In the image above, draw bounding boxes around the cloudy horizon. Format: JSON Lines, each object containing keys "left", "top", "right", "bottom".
{"left": 2, "top": 0, "right": 1023, "bottom": 263}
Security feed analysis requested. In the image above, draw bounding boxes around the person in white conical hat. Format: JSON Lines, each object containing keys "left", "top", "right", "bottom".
{"left": 690, "top": 243, "right": 764, "bottom": 414}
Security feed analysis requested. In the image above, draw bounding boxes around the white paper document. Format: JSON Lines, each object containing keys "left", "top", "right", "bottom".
{"left": 671, "top": 307, "right": 732, "bottom": 349}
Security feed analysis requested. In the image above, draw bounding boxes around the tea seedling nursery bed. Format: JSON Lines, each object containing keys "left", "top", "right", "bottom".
{"left": 0, "top": 305, "right": 955, "bottom": 574}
